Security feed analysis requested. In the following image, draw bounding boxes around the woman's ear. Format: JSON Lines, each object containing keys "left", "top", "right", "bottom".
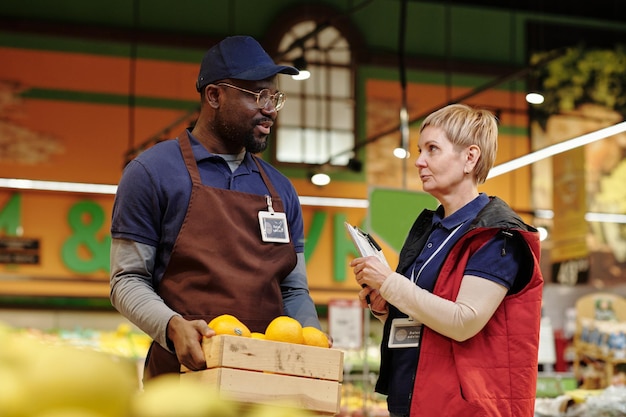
{"left": 465, "top": 144, "right": 481, "bottom": 172}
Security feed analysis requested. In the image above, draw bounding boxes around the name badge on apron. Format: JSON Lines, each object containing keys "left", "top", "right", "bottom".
{"left": 388, "top": 317, "right": 422, "bottom": 348}
{"left": 259, "top": 195, "right": 290, "bottom": 243}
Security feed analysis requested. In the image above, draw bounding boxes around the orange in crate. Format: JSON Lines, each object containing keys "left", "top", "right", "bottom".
{"left": 264, "top": 316, "right": 304, "bottom": 344}
{"left": 208, "top": 314, "right": 251, "bottom": 337}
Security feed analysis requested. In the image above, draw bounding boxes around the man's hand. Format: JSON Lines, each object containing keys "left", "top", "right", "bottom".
{"left": 166, "top": 316, "right": 215, "bottom": 371}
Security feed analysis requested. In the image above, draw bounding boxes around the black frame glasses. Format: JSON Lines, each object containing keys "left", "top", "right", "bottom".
{"left": 217, "top": 83, "right": 286, "bottom": 111}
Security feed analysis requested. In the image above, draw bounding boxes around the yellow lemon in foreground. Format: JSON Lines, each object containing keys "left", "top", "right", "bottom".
{"left": 134, "top": 374, "right": 238, "bottom": 417}
{"left": 33, "top": 409, "right": 106, "bottom": 417}
{"left": 302, "top": 327, "right": 330, "bottom": 348}
{"left": 246, "top": 402, "right": 313, "bottom": 417}
{"left": 23, "top": 343, "right": 137, "bottom": 417}
{"left": 208, "top": 314, "right": 251, "bottom": 337}
{"left": 264, "top": 316, "right": 304, "bottom": 344}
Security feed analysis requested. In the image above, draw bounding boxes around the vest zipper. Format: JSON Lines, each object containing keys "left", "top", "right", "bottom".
{"left": 500, "top": 230, "right": 514, "bottom": 256}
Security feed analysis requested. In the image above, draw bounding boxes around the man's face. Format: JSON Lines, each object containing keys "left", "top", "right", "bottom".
{"left": 213, "top": 78, "right": 279, "bottom": 154}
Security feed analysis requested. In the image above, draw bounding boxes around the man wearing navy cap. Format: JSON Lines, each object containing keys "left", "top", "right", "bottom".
{"left": 110, "top": 36, "right": 322, "bottom": 379}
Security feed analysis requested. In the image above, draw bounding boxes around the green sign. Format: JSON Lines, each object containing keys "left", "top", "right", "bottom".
{"left": 369, "top": 188, "right": 438, "bottom": 252}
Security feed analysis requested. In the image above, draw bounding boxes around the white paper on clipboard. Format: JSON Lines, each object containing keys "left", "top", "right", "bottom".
{"left": 344, "top": 222, "right": 389, "bottom": 267}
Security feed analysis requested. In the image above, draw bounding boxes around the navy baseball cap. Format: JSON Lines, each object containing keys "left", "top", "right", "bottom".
{"left": 196, "top": 35, "right": 299, "bottom": 92}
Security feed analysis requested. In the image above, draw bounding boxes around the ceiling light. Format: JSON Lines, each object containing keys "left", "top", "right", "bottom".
{"left": 534, "top": 209, "right": 554, "bottom": 219}
{"left": 298, "top": 196, "right": 369, "bottom": 208}
{"left": 585, "top": 212, "right": 626, "bottom": 224}
{"left": 394, "top": 106, "right": 411, "bottom": 159}
{"left": 393, "top": 147, "right": 409, "bottom": 159}
{"left": 0, "top": 178, "right": 118, "bottom": 194}
{"left": 526, "top": 92, "right": 545, "bottom": 104}
{"left": 487, "top": 120, "right": 626, "bottom": 179}
{"left": 292, "top": 70, "right": 310, "bottom": 81}
{"left": 310, "top": 172, "right": 331, "bottom": 186}
{"left": 292, "top": 56, "right": 310, "bottom": 81}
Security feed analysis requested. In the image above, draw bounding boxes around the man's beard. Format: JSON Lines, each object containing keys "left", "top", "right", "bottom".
{"left": 244, "top": 133, "right": 268, "bottom": 154}
{"left": 214, "top": 111, "right": 268, "bottom": 154}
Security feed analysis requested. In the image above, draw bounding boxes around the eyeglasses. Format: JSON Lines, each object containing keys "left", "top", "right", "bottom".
{"left": 217, "top": 83, "right": 286, "bottom": 111}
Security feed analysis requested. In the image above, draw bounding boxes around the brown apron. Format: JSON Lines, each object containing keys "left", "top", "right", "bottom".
{"left": 144, "top": 130, "right": 297, "bottom": 379}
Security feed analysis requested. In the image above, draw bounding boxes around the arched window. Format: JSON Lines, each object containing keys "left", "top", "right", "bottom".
{"left": 272, "top": 17, "right": 356, "bottom": 168}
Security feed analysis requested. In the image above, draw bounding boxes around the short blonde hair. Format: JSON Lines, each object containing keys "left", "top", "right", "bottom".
{"left": 419, "top": 103, "right": 498, "bottom": 184}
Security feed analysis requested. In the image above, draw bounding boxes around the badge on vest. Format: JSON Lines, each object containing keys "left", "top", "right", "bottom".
{"left": 388, "top": 317, "right": 422, "bottom": 348}
{"left": 259, "top": 195, "right": 290, "bottom": 243}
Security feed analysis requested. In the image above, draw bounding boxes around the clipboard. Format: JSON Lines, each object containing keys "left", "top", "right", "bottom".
{"left": 344, "top": 222, "right": 389, "bottom": 267}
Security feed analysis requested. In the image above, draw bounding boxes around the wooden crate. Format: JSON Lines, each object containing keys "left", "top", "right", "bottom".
{"left": 181, "top": 335, "right": 344, "bottom": 415}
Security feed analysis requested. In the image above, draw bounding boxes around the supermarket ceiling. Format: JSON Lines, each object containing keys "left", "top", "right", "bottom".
{"left": 0, "top": 0, "right": 624, "bottom": 60}
{"left": 438, "top": 0, "right": 625, "bottom": 24}
{"left": 1, "top": 0, "right": 624, "bottom": 33}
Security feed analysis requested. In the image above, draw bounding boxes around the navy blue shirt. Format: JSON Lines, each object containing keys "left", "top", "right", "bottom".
{"left": 111, "top": 130, "right": 305, "bottom": 285}
{"left": 409, "top": 193, "right": 519, "bottom": 291}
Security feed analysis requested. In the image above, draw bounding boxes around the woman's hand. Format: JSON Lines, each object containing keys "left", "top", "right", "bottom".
{"left": 351, "top": 255, "right": 392, "bottom": 290}
{"left": 352, "top": 256, "right": 391, "bottom": 313}
{"left": 359, "top": 286, "right": 388, "bottom": 313}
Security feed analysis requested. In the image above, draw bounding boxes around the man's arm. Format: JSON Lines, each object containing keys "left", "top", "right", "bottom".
{"left": 110, "top": 238, "right": 212, "bottom": 370}
{"left": 109, "top": 238, "right": 180, "bottom": 349}
{"left": 281, "top": 252, "right": 321, "bottom": 330}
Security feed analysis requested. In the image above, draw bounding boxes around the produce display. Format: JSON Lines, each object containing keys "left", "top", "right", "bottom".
{"left": 0, "top": 316, "right": 341, "bottom": 417}
{"left": 1, "top": 313, "right": 386, "bottom": 416}
{"left": 134, "top": 374, "right": 314, "bottom": 417}
{"left": 0, "top": 321, "right": 137, "bottom": 417}
{"left": 337, "top": 381, "right": 388, "bottom": 417}
{"left": 535, "top": 386, "right": 626, "bottom": 416}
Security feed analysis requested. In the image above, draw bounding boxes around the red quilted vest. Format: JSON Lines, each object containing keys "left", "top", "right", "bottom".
{"left": 409, "top": 227, "right": 544, "bottom": 417}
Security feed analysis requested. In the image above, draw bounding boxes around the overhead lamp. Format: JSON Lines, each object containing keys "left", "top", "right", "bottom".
{"left": 393, "top": 147, "right": 409, "bottom": 159}
{"left": 0, "top": 178, "right": 118, "bottom": 194}
{"left": 310, "top": 172, "right": 330, "bottom": 186}
{"left": 526, "top": 71, "right": 544, "bottom": 104}
{"left": 487, "top": 120, "right": 626, "bottom": 179}
{"left": 347, "top": 157, "right": 363, "bottom": 173}
{"left": 393, "top": 106, "right": 410, "bottom": 159}
{"left": 292, "top": 56, "right": 310, "bottom": 81}
{"left": 526, "top": 92, "right": 545, "bottom": 104}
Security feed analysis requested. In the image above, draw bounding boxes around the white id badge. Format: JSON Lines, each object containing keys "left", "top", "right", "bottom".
{"left": 258, "top": 211, "right": 290, "bottom": 243}
{"left": 388, "top": 318, "right": 422, "bottom": 348}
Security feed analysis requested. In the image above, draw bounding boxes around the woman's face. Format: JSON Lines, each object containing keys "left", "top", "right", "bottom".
{"left": 415, "top": 126, "right": 467, "bottom": 199}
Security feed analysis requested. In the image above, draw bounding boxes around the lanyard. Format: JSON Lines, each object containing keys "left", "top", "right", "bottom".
{"left": 411, "top": 222, "right": 465, "bottom": 283}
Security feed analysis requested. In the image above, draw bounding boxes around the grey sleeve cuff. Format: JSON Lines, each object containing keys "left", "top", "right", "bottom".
{"left": 109, "top": 238, "right": 180, "bottom": 350}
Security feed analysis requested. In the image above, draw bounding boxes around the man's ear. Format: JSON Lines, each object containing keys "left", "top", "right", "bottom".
{"left": 204, "top": 85, "right": 220, "bottom": 109}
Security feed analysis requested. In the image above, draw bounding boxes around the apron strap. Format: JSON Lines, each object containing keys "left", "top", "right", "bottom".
{"left": 251, "top": 155, "right": 282, "bottom": 203}
{"left": 177, "top": 130, "right": 202, "bottom": 186}
{"left": 177, "top": 129, "right": 283, "bottom": 205}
